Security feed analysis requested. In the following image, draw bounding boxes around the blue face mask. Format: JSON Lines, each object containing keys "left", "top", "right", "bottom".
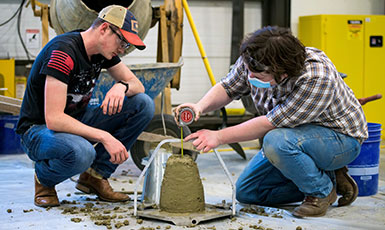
{"left": 248, "top": 78, "right": 272, "bottom": 88}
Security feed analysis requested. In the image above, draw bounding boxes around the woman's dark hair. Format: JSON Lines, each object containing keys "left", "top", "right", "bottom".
{"left": 240, "top": 26, "right": 306, "bottom": 83}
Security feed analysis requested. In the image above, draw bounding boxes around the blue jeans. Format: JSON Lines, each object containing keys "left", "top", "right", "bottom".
{"left": 20, "top": 93, "right": 154, "bottom": 187}
{"left": 235, "top": 124, "right": 361, "bottom": 205}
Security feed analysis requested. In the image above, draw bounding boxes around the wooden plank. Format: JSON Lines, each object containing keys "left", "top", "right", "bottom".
{"left": 155, "top": 5, "right": 172, "bottom": 115}
{"left": 0, "top": 95, "right": 22, "bottom": 115}
{"left": 0, "top": 102, "right": 21, "bottom": 115}
{"left": 154, "top": 85, "right": 172, "bottom": 115}
{"left": 0, "top": 95, "right": 22, "bottom": 105}
{"left": 41, "top": 4, "right": 49, "bottom": 46}
{"left": 137, "top": 131, "right": 198, "bottom": 152}
{"left": 157, "top": 5, "right": 169, "bottom": 62}
{"left": 163, "top": 86, "right": 172, "bottom": 114}
{"left": 166, "top": 0, "right": 183, "bottom": 89}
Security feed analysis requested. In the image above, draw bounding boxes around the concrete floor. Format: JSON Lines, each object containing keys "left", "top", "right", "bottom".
{"left": 0, "top": 142, "right": 385, "bottom": 230}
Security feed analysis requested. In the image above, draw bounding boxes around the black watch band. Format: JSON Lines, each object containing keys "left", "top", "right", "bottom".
{"left": 118, "top": 80, "right": 129, "bottom": 93}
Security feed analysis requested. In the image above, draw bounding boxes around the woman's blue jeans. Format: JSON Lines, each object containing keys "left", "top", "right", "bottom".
{"left": 235, "top": 124, "right": 361, "bottom": 205}
{"left": 20, "top": 93, "right": 155, "bottom": 187}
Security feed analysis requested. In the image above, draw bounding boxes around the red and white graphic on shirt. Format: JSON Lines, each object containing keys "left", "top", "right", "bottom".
{"left": 47, "top": 50, "right": 74, "bottom": 76}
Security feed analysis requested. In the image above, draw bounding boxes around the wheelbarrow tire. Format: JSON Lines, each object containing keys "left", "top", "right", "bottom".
{"left": 130, "top": 114, "right": 197, "bottom": 170}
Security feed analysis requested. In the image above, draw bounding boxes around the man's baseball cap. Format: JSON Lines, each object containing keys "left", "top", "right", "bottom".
{"left": 98, "top": 5, "right": 146, "bottom": 50}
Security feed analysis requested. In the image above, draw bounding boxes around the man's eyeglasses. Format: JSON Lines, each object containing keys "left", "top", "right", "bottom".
{"left": 109, "top": 26, "right": 130, "bottom": 49}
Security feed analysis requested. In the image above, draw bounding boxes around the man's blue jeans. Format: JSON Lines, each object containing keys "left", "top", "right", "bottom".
{"left": 20, "top": 93, "right": 155, "bottom": 187}
{"left": 235, "top": 124, "right": 361, "bottom": 205}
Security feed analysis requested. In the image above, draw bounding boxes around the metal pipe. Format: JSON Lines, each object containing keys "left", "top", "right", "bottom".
{"left": 213, "top": 149, "right": 236, "bottom": 216}
{"left": 133, "top": 138, "right": 181, "bottom": 216}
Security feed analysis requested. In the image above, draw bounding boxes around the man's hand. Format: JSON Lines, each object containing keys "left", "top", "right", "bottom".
{"left": 184, "top": 129, "right": 221, "bottom": 153}
{"left": 100, "top": 83, "right": 126, "bottom": 115}
{"left": 173, "top": 103, "right": 202, "bottom": 126}
{"left": 101, "top": 134, "right": 129, "bottom": 164}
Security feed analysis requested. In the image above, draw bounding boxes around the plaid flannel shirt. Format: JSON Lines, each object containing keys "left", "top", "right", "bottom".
{"left": 221, "top": 47, "right": 368, "bottom": 143}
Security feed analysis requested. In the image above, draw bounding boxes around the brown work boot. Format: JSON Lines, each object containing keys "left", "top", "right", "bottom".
{"left": 292, "top": 187, "right": 337, "bottom": 217}
{"left": 75, "top": 170, "right": 130, "bottom": 202}
{"left": 34, "top": 174, "right": 60, "bottom": 207}
{"left": 336, "top": 166, "right": 358, "bottom": 206}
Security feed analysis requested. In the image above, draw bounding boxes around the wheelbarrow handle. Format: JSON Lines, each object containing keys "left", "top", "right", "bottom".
{"left": 358, "top": 94, "right": 382, "bottom": 106}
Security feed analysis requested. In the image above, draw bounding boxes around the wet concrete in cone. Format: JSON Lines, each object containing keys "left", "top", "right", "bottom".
{"left": 160, "top": 154, "right": 205, "bottom": 213}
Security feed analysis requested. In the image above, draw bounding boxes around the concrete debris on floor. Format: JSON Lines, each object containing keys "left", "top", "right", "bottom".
{"left": 1, "top": 143, "right": 385, "bottom": 230}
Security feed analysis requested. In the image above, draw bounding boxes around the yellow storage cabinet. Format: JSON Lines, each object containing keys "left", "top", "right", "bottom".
{"left": 299, "top": 15, "right": 385, "bottom": 127}
{"left": 0, "top": 59, "right": 15, "bottom": 98}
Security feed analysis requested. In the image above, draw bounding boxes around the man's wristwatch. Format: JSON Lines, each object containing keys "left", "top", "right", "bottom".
{"left": 118, "top": 80, "right": 129, "bottom": 93}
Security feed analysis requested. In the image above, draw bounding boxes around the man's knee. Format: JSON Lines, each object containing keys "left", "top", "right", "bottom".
{"left": 235, "top": 182, "right": 267, "bottom": 204}
{"left": 235, "top": 177, "right": 262, "bottom": 204}
{"left": 236, "top": 190, "right": 252, "bottom": 204}
{"left": 263, "top": 129, "right": 291, "bottom": 165}
{"left": 64, "top": 141, "right": 96, "bottom": 172}
{"left": 235, "top": 179, "right": 254, "bottom": 203}
{"left": 131, "top": 93, "right": 155, "bottom": 118}
{"left": 263, "top": 129, "right": 285, "bottom": 150}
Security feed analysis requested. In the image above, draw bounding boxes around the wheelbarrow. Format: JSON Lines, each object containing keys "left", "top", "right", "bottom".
{"left": 90, "top": 58, "right": 197, "bottom": 170}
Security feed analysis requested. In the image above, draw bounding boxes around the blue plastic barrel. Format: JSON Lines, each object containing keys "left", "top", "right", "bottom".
{"left": 348, "top": 123, "right": 381, "bottom": 196}
{"left": 0, "top": 115, "right": 24, "bottom": 154}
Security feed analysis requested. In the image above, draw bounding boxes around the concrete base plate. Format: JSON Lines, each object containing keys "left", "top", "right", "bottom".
{"left": 137, "top": 204, "right": 233, "bottom": 226}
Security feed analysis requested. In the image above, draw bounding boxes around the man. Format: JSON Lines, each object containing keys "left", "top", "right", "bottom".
{"left": 16, "top": 5, "right": 155, "bottom": 207}
{"left": 174, "top": 26, "right": 367, "bottom": 217}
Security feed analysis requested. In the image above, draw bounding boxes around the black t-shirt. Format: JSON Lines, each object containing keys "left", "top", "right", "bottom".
{"left": 16, "top": 30, "right": 120, "bottom": 134}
